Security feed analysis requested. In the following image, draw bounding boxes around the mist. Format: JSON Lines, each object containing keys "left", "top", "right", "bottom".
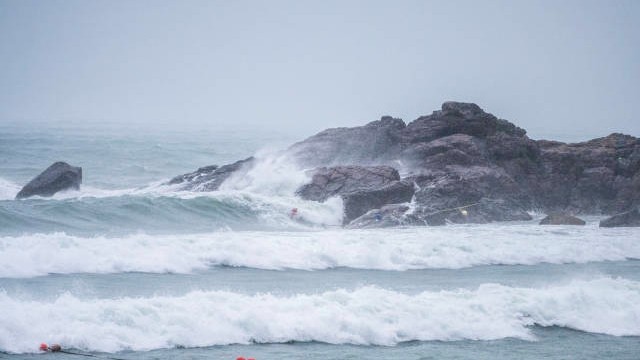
{"left": 1, "top": 0, "right": 639, "bottom": 141}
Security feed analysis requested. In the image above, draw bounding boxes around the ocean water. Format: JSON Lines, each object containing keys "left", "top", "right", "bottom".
{"left": 1, "top": 123, "right": 639, "bottom": 360}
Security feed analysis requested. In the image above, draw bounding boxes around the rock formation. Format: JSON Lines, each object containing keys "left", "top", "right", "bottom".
{"left": 296, "top": 166, "right": 415, "bottom": 223}
{"left": 539, "top": 213, "right": 586, "bottom": 225}
{"left": 169, "top": 101, "right": 639, "bottom": 227}
{"left": 169, "top": 157, "right": 254, "bottom": 191}
{"left": 16, "top": 161, "right": 82, "bottom": 199}
{"left": 599, "top": 208, "right": 640, "bottom": 227}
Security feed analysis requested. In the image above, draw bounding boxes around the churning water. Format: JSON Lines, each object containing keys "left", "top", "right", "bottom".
{"left": 1, "top": 123, "right": 639, "bottom": 360}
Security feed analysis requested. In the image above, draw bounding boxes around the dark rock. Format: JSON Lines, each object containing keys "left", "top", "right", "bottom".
{"left": 16, "top": 161, "right": 82, "bottom": 199}
{"left": 169, "top": 101, "right": 640, "bottom": 226}
{"left": 409, "top": 166, "right": 532, "bottom": 224}
{"left": 296, "top": 165, "right": 401, "bottom": 202}
{"left": 168, "top": 157, "right": 254, "bottom": 191}
{"left": 288, "top": 102, "right": 640, "bottom": 221}
{"left": 296, "top": 165, "right": 415, "bottom": 224}
{"left": 402, "top": 134, "right": 489, "bottom": 169}
{"left": 539, "top": 213, "right": 586, "bottom": 225}
{"left": 287, "top": 116, "right": 406, "bottom": 167}
{"left": 168, "top": 165, "right": 219, "bottom": 185}
{"left": 346, "top": 204, "right": 411, "bottom": 228}
{"left": 400, "top": 102, "right": 526, "bottom": 146}
{"left": 535, "top": 133, "right": 640, "bottom": 213}
{"left": 599, "top": 208, "right": 640, "bottom": 227}
{"left": 342, "top": 180, "right": 415, "bottom": 223}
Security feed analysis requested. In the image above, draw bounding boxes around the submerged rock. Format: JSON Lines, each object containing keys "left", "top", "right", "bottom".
{"left": 599, "top": 208, "right": 640, "bottom": 227}
{"left": 539, "top": 213, "right": 586, "bottom": 225}
{"left": 16, "top": 161, "right": 82, "bottom": 199}
{"left": 347, "top": 204, "right": 411, "bottom": 229}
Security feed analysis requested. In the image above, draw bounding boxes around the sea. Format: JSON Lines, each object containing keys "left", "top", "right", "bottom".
{"left": 1, "top": 121, "right": 639, "bottom": 360}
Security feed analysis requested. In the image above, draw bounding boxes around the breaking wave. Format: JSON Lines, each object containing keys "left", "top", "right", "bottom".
{"left": 0, "top": 191, "right": 343, "bottom": 236}
{"left": 0, "top": 152, "right": 345, "bottom": 235}
{"left": 0, "top": 178, "right": 20, "bottom": 201}
{"left": 1, "top": 278, "right": 639, "bottom": 353}
{"left": 1, "top": 225, "right": 639, "bottom": 278}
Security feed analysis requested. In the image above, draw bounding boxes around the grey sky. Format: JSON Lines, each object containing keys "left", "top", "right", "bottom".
{"left": 1, "top": 0, "right": 638, "bottom": 141}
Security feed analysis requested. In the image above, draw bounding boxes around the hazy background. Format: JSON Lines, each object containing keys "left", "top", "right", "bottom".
{"left": 1, "top": 0, "right": 638, "bottom": 141}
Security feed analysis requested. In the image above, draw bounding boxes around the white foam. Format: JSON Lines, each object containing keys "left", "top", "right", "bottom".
{"left": 1, "top": 278, "right": 639, "bottom": 353}
{"left": 0, "top": 177, "right": 20, "bottom": 200}
{"left": 220, "top": 149, "right": 310, "bottom": 197}
{"left": 1, "top": 224, "right": 639, "bottom": 278}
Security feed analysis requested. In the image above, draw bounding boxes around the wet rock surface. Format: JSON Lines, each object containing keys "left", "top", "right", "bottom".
{"left": 16, "top": 161, "right": 82, "bottom": 199}
{"left": 170, "top": 101, "right": 640, "bottom": 227}
{"left": 296, "top": 166, "right": 414, "bottom": 224}
{"left": 168, "top": 157, "right": 254, "bottom": 191}
{"left": 295, "top": 165, "right": 401, "bottom": 202}
{"left": 599, "top": 208, "right": 640, "bottom": 227}
{"left": 539, "top": 213, "right": 586, "bottom": 225}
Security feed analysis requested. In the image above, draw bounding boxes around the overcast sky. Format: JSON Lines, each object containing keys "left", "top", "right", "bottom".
{"left": 1, "top": 0, "right": 638, "bottom": 140}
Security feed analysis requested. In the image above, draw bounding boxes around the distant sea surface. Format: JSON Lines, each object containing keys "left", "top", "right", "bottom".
{"left": 1, "top": 122, "right": 639, "bottom": 360}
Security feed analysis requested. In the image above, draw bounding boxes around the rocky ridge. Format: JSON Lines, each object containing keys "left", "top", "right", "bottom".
{"left": 169, "top": 102, "right": 640, "bottom": 227}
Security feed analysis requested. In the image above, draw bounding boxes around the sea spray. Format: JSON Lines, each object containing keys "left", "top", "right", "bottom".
{"left": 0, "top": 178, "right": 21, "bottom": 201}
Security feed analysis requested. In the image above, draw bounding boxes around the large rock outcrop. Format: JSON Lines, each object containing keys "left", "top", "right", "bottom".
{"left": 168, "top": 101, "right": 639, "bottom": 227}
{"left": 535, "top": 134, "right": 640, "bottom": 213}
{"left": 16, "top": 161, "right": 82, "bottom": 199}
{"left": 288, "top": 101, "right": 639, "bottom": 225}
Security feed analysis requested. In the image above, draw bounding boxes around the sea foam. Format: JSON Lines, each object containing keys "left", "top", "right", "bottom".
{"left": 0, "top": 178, "right": 20, "bottom": 201}
{"left": 1, "top": 225, "right": 639, "bottom": 278}
{"left": 1, "top": 278, "right": 639, "bottom": 353}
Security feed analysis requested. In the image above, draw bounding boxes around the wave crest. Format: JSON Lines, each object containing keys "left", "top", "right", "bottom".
{"left": 1, "top": 278, "right": 639, "bottom": 353}
{"left": 1, "top": 226, "right": 639, "bottom": 278}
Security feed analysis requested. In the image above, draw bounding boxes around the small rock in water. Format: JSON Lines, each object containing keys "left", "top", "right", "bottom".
{"left": 539, "top": 213, "right": 586, "bottom": 225}
{"left": 16, "top": 161, "right": 82, "bottom": 199}
{"left": 599, "top": 208, "right": 640, "bottom": 227}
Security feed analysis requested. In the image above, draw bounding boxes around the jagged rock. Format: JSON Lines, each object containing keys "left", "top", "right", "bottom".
{"left": 168, "top": 165, "right": 219, "bottom": 185}
{"left": 296, "top": 165, "right": 401, "bottom": 202}
{"left": 401, "top": 102, "right": 526, "bottom": 145}
{"left": 409, "top": 166, "right": 532, "bottom": 224}
{"left": 296, "top": 165, "right": 415, "bottom": 223}
{"left": 539, "top": 213, "right": 586, "bottom": 225}
{"left": 402, "top": 134, "right": 489, "bottom": 169}
{"left": 288, "top": 116, "right": 406, "bottom": 167}
{"left": 342, "top": 180, "right": 415, "bottom": 223}
{"left": 599, "top": 208, "right": 640, "bottom": 227}
{"left": 168, "top": 101, "right": 640, "bottom": 226}
{"left": 535, "top": 134, "right": 640, "bottom": 213}
{"left": 16, "top": 161, "right": 82, "bottom": 199}
{"left": 288, "top": 102, "right": 640, "bottom": 220}
{"left": 168, "top": 157, "right": 254, "bottom": 191}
